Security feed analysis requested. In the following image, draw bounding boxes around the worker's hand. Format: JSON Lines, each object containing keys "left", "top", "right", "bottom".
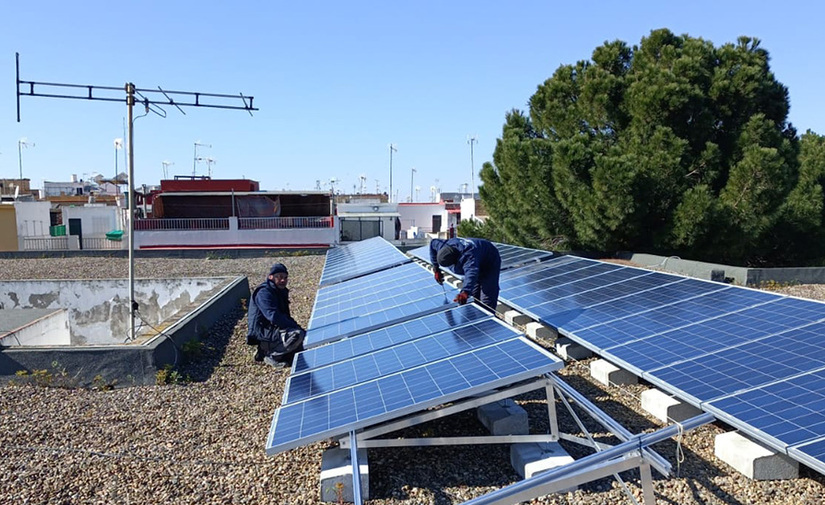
{"left": 434, "top": 268, "right": 444, "bottom": 285}
{"left": 454, "top": 291, "right": 469, "bottom": 305}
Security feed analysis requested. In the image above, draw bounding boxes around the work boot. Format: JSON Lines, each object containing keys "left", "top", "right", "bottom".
{"left": 253, "top": 347, "right": 264, "bottom": 363}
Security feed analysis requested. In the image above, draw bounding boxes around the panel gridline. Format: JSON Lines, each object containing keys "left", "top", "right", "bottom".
{"left": 566, "top": 286, "right": 775, "bottom": 351}
{"left": 267, "top": 337, "right": 562, "bottom": 454}
{"left": 304, "top": 292, "right": 459, "bottom": 348}
{"left": 408, "top": 242, "right": 554, "bottom": 272}
{"left": 320, "top": 237, "right": 410, "bottom": 286}
{"left": 287, "top": 318, "right": 517, "bottom": 403}
{"left": 501, "top": 262, "right": 620, "bottom": 299}
{"left": 295, "top": 304, "right": 490, "bottom": 373}
{"left": 499, "top": 257, "right": 601, "bottom": 292}
{"left": 314, "top": 262, "right": 427, "bottom": 303}
{"left": 706, "top": 367, "right": 825, "bottom": 449}
{"left": 644, "top": 318, "right": 825, "bottom": 405}
{"left": 309, "top": 268, "right": 438, "bottom": 329}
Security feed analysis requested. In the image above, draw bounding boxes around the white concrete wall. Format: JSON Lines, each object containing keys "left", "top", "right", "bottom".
{"left": 0, "top": 310, "right": 70, "bottom": 346}
{"left": 133, "top": 225, "right": 338, "bottom": 248}
{"left": 13, "top": 201, "right": 51, "bottom": 237}
{"left": 0, "top": 278, "right": 228, "bottom": 345}
{"left": 398, "top": 203, "right": 447, "bottom": 233}
{"left": 460, "top": 198, "right": 478, "bottom": 221}
{"left": 62, "top": 205, "right": 120, "bottom": 238}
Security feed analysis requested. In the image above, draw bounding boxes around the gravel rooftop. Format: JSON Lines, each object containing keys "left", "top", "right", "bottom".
{"left": 1, "top": 254, "right": 825, "bottom": 504}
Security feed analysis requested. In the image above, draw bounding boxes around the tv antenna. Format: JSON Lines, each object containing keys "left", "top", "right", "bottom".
{"left": 15, "top": 52, "right": 257, "bottom": 343}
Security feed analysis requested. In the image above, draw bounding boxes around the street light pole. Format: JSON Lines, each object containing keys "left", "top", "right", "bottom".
{"left": 388, "top": 143, "right": 397, "bottom": 202}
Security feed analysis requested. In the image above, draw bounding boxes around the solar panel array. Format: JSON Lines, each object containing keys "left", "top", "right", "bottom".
{"left": 320, "top": 236, "right": 411, "bottom": 286}
{"left": 267, "top": 241, "right": 564, "bottom": 456}
{"left": 499, "top": 255, "right": 825, "bottom": 473}
{"left": 407, "top": 241, "right": 553, "bottom": 273}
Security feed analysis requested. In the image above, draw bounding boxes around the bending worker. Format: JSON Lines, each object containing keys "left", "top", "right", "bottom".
{"left": 430, "top": 237, "right": 502, "bottom": 310}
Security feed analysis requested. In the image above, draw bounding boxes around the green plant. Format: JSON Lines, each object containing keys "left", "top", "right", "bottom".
{"left": 205, "top": 251, "right": 231, "bottom": 260}
{"left": 182, "top": 338, "right": 204, "bottom": 360}
{"left": 155, "top": 364, "right": 190, "bottom": 385}
{"left": 92, "top": 374, "right": 117, "bottom": 391}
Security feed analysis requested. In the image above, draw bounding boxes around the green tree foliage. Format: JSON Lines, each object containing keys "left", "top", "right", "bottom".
{"left": 479, "top": 29, "right": 825, "bottom": 266}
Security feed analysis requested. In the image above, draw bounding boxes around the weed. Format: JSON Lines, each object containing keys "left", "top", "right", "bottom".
{"left": 182, "top": 338, "right": 204, "bottom": 360}
{"left": 155, "top": 364, "right": 190, "bottom": 385}
{"left": 92, "top": 374, "right": 117, "bottom": 391}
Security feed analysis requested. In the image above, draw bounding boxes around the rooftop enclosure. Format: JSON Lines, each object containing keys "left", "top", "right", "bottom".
{"left": 0, "top": 276, "right": 249, "bottom": 386}
{"left": 151, "top": 192, "right": 331, "bottom": 219}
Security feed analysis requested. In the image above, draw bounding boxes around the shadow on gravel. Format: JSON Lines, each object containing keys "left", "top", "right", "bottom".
{"left": 176, "top": 307, "right": 244, "bottom": 383}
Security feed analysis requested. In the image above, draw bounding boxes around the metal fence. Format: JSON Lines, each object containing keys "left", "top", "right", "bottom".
{"left": 134, "top": 218, "right": 230, "bottom": 231}
{"left": 82, "top": 237, "right": 126, "bottom": 250}
{"left": 23, "top": 236, "right": 69, "bottom": 251}
{"left": 238, "top": 216, "right": 334, "bottom": 230}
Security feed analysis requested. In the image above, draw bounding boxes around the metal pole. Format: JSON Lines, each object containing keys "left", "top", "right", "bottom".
{"left": 468, "top": 136, "right": 477, "bottom": 200}
{"left": 388, "top": 144, "right": 396, "bottom": 203}
{"left": 349, "top": 431, "right": 363, "bottom": 505}
{"left": 462, "top": 413, "right": 714, "bottom": 505}
{"left": 410, "top": 167, "right": 415, "bottom": 203}
{"left": 17, "top": 141, "right": 22, "bottom": 182}
{"left": 193, "top": 142, "right": 197, "bottom": 176}
{"left": 126, "top": 83, "right": 136, "bottom": 343}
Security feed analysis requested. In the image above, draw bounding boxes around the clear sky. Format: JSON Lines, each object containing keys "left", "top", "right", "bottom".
{"left": 1, "top": 1, "right": 823, "bottom": 202}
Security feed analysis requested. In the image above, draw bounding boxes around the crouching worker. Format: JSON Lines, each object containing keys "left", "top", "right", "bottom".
{"left": 247, "top": 263, "right": 305, "bottom": 368}
{"left": 430, "top": 237, "right": 502, "bottom": 311}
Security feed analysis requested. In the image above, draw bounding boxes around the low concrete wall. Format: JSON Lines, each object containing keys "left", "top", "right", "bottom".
{"left": 0, "top": 278, "right": 230, "bottom": 345}
{"left": 627, "top": 253, "right": 825, "bottom": 286}
{"left": 0, "top": 276, "right": 249, "bottom": 387}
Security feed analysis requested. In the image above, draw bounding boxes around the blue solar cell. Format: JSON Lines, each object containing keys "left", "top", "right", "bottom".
{"left": 792, "top": 438, "right": 825, "bottom": 473}
{"left": 499, "top": 258, "right": 604, "bottom": 293}
{"left": 315, "top": 262, "right": 427, "bottom": 302}
{"left": 266, "top": 337, "right": 562, "bottom": 454}
{"left": 320, "top": 237, "right": 410, "bottom": 286}
{"left": 569, "top": 286, "right": 776, "bottom": 350}
{"left": 706, "top": 367, "right": 825, "bottom": 450}
{"left": 409, "top": 242, "right": 555, "bottom": 273}
{"left": 643, "top": 318, "right": 825, "bottom": 404}
{"left": 304, "top": 289, "right": 460, "bottom": 348}
{"left": 288, "top": 318, "right": 518, "bottom": 402}
{"left": 310, "top": 271, "right": 443, "bottom": 329}
{"left": 606, "top": 298, "right": 821, "bottom": 374}
{"left": 295, "top": 304, "right": 491, "bottom": 373}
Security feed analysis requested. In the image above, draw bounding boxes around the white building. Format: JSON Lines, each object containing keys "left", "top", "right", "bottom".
{"left": 336, "top": 202, "right": 400, "bottom": 242}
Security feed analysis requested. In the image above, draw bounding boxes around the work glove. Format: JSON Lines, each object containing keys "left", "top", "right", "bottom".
{"left": 454, "top": 291, "right": 469, "bottom": 305}
{"left": 434, "top": 268, "right": 444, "bottom": 285}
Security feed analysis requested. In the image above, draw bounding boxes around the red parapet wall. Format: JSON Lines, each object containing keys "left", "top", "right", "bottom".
{"left": 160, "top": 179, "right": 259, "bottom": 192}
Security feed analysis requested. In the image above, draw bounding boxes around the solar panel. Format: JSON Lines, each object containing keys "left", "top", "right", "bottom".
{"left": 310, "top": 264, "right": 437, "bottom": 329}
{"left": 642, "top": 307, "right": 825, "bottom": 404}
{"left": 320, "top": 237, "right": 411, "bottom": 286}
{"left": 294, "top": 304, "right": 490, "bottom": 373}
{"left": 315, "top": 262, "right": 427, "bottom": 303}
{"left": 407, "top": 241, "right": 554, "bottom": 273}
{"left": 287, "top": 318, "right": 519, "bottom": 403}
{"left": 304, "top": 283, "right": 460, "bottom": 348}
{"left": 266, "top": 336, "right": 563, "bottom": 455}
{"left": 495, "top": 252, "right": 825, "bottom": 475}
{"left": 706, "top": 367, "right": 825, "bottom": 473}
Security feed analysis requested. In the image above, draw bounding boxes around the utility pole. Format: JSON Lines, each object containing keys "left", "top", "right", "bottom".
{"left": 467, "top": 135, "right": 478, "bottom": 200}
{"left": 388, "top": 143, "right": 397, "bottom": 202}
{"left": 16, "top": 52, "right": 257, "bottom": 343}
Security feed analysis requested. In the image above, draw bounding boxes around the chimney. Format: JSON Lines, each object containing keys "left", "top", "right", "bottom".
{"left": 70, "top": 174, "right": 78, "bottom": 183}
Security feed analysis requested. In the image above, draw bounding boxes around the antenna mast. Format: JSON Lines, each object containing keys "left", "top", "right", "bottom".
{"left": 16, "top": 52, "right": 258, "bottom": 343}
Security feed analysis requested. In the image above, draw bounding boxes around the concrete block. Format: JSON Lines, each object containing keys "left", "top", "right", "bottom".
{"left": 496, "top": 302, "right": 513, "bottom": 314}
{"left": 555, "top": 337, "right": 593, "bottom": 361}
{"left": 715, "top": 431, "right": 798, "bottom": 480}
{"left": 641, "top": 388, "right": 701, "bottom": 423}
{"left": 590, "top": 359, "right": 637, "bottom": 386}
{"left": 504, "top": 310, "right": 532, "bottom": 326}
{"left": 510, "top": 442, "right": 577, "bottom": 491}
{"left": 320, "top": 447, "right": 369, "bottom": 502}
{"left": 525, "top": 321, "right": 557, "bottom": 340}
{"left": 477, "top": 398, "right": 529, "bottom": 435}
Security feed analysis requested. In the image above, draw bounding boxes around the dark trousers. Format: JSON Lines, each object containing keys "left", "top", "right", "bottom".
{"left": 472, "top": 255, "right": 502, "bottom": 311}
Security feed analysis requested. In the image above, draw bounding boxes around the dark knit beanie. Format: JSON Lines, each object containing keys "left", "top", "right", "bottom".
{"left": 436, "top": 245, "right": 459, "bottom": 267}
{"left": 269, "top": 263, "right": 288, "bottom": 276}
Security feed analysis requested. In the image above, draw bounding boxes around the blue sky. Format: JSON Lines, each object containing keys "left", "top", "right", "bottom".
{"left": 1, "top": 1, "right": 823, "bottom": 202}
